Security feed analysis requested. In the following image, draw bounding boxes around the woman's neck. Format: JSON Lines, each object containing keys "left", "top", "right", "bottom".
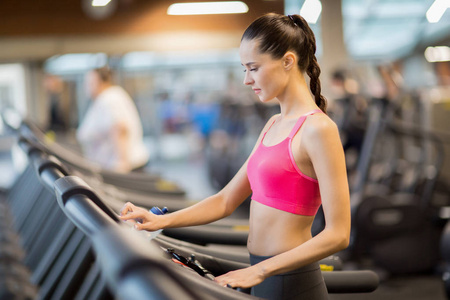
{"left": 277, "top": 73, "right": 317, "bottom": 119}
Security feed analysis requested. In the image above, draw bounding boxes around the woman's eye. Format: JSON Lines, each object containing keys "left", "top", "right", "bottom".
{"left": 243, "top": 67, "right": 257, "bottom": 72}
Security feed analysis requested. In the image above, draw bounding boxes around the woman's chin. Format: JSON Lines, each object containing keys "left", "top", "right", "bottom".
{"left": 258, "top": 96, "right": 276, "bottom": 103}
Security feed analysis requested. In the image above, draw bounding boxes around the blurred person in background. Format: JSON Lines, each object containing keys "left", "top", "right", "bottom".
{"left": 43, "top": 74, "right": 69, "bottom": 133}
{"left": 120, "top": 13, "right": 350, "bottom": 299}
{"left": 329, "top": 69, "right": 367, "bottom": 173}
{"left": 76, "top": 67, "right": 149, "bottom": 173}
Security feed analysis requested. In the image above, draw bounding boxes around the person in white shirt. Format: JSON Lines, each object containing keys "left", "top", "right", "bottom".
{"left": 77, "top": 67, "right": 149, "bottom": 172}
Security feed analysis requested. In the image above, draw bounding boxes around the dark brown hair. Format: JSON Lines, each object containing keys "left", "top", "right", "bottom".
{"left": 242, "top": 13, "right": 327, "bottom": 113}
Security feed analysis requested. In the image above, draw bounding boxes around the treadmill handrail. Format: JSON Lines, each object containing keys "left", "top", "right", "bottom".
{"left": 323, "top": 270, "right": 379, "bottom": 293}
{"left": 54, "top": 176, "right": 120, "bottom": 225}
{"left": 92, "top": 225, "right": 260, "bottom": 300}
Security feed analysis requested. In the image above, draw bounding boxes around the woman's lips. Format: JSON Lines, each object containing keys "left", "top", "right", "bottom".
{"left": 253, "top": 89, "right": 261, "bottom": 95}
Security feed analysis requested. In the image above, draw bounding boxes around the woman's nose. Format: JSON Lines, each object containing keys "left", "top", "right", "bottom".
{"left": 243, "top": 72, "right": 253, "bottom": 85}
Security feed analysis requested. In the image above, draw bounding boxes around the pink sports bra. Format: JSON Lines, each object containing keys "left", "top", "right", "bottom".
{"left": 247, "top": 109, "right": 322, "bottom": 216}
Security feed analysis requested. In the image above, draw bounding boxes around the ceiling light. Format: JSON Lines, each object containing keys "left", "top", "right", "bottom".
{"left": 84, "top": 0, "right": 116, "bottom": 19}
{"left": 426, "top": 0, "right": 449, "bottom": 23}
{"left": 424, "top": 46, "right": 450, "bottom": 62}
{"left": 300, "top": 0, "right": 322, "bottom": 24}
{"left": 167, "top": 1, "right": 249, "bottom": 15}
{"left": 92, "top": 0, "right": 111, "bottom": 7}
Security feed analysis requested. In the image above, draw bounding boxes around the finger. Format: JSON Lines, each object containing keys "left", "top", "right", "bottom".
{"left": 216, "top": 281, "right": 227, "bottom": 287}
{"left": 134, "top": 223, "right": 143, "bottom": 231}
{"left": 214, "top": 277, "right": 226, "bottom": 286}
{"left": 120, "top": 202, "right": 135, "bottom": 216}
{"left": 133, "top": 222, "right": 156, "bottom": 231}
{"left": 123, "top": 219, "right": 137, "bottom": 226}
{"left": 214, "top": 275, "right": 227, "bottom": 282}
{"left": 136, "top": 222, "right": 159, "bottom": 232}
{"left": 119, "top": 211, "right": 143, "bottom": 221}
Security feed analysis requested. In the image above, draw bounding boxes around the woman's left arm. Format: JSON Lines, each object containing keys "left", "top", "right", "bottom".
{"left": 216, "top": 115, "right": 351, "bottom": 288}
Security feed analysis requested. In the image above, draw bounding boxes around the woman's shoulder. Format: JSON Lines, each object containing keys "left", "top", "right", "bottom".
{"left": 303, "top": 112, "right": 339, "bottom": 141}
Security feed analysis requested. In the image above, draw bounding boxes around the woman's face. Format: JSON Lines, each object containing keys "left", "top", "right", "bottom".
{"left": 239, "top": 39, "right": 289, "bottom": 102}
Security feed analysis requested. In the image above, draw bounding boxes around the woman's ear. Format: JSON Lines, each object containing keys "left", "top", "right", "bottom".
{"left": 283, "top": 51, "right": 297, "bottom": 70}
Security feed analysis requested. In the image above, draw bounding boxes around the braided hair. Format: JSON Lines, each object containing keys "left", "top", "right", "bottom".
{"left": 241, "top": 13, "right": 327, "bottom": 113}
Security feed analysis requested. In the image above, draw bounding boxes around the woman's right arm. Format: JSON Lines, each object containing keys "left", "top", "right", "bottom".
{"left": 120, "top": 149, "right": 254, "bottom": 231}
{"left": 120, "top": 114, "right": 279, "bottom": 231}
{"left": 131, "top": 162, "right": 252, "bottom": 230}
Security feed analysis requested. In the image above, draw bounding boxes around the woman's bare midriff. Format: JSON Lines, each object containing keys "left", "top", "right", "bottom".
{"left": 247, "top": 200, "right": 315, "bottom": 256}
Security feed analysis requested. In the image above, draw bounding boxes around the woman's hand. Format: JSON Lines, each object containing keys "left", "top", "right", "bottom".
{"left": 119, "top": 202, "right": 161, "bottom": 231}
{"left": 214, "top": 265, "right": 265, "bottom": 289}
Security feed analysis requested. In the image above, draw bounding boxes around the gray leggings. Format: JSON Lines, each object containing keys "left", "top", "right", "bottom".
{"left": 250, "top": 253, "right": 328, "bottom": 300}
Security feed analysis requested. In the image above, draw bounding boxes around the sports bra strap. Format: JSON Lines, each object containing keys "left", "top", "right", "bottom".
{"left": 262, "top": 118, "right": 277, "bottom": 139}
{"left": 288, "top": 109, "right": 323, "bottom": 139}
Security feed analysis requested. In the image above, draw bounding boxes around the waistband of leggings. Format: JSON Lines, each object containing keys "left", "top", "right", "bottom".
{"left": 249, "top": 253, "right": 320, "bottom": 275}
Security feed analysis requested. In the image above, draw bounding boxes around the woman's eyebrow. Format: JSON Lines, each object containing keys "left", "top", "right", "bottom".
{"left": 241, "top": 62, "right": 256, "bottom": 66}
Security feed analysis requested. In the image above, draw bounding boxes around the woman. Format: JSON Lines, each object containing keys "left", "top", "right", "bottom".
{"left": 121, "top": 13, "right": 350, "bottom": 299}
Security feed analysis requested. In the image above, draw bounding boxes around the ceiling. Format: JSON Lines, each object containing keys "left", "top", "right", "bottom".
{"left": 0, "top": 0, "right": 282, "bottom": 36}
{"left": 339, "top": 0, "right": 449, "bottom": 60}
{"left": 286, "top": 0, "right": 450, "bottom": 60}
{"left": 0, "top": 0, "right": 448, "bottom": 61}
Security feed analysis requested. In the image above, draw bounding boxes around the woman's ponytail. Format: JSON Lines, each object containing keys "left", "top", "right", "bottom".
{"left": 307, "top": 57, "right": 327, "bottom": 113}
{"left": 290, "top": 14, "right": 327, "bottom": 113}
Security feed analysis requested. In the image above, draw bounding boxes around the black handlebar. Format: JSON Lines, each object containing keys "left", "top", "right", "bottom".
{"left": 54, "top": 176, "right": 120, "bottom": 225}
{"left": 323, "top": 270, "right": 379, "bottom": 293}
